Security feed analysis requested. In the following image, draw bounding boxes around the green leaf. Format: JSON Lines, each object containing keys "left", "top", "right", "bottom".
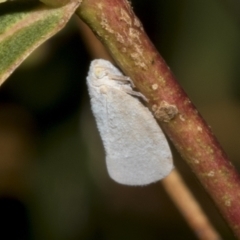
{"left": 0, "top": 1, "right": 80, "bottom": 85}
{"left": 40, "top": 0, "right": 72, "bottom": 8}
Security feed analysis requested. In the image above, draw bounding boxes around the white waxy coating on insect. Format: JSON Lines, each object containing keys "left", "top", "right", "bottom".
{"left": 86, "top": 59, "right": 173, "bottom": 186}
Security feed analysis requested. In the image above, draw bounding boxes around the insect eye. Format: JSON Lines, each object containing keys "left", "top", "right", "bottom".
{"left": 94, "top": 67, "right": 107, "bottom": 79}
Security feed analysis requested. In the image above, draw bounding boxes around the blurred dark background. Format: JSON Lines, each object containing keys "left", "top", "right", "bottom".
{"left": 0, "top": 0, "right": 240, "bottom": 239}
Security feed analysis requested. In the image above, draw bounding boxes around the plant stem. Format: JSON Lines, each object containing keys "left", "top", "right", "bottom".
{"left": 76, "top": 18, "right": 222, "bottom": 239}
{"left": 162, "top": 170, "right": 221, "bottom": 240}
{"left": 76, "top": 0, "right": 240, "bottom": 237}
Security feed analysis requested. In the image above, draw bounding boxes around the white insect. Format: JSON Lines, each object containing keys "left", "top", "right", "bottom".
{"left": 87, "top": 59, "right": 173, "bottom": 186}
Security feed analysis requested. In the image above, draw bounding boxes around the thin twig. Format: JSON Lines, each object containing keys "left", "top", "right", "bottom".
{"left": 162, "top": 170, "right": 221, "bottom": 240}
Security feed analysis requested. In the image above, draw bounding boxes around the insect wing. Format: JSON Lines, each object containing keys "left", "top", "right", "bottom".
{"left": 97, "top": 87, "right": 173, "bottom": 185}
{"left": 87, "top": 59, "right": 173, "bottom": 186}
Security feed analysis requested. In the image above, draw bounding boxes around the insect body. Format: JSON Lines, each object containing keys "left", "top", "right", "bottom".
{"left": 87, "top": 59, "right": 173, "bottom": 185}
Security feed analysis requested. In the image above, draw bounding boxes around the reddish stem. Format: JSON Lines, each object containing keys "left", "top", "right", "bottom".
{"left": 76, "top": 0, "right": 240, "bottom": 237}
